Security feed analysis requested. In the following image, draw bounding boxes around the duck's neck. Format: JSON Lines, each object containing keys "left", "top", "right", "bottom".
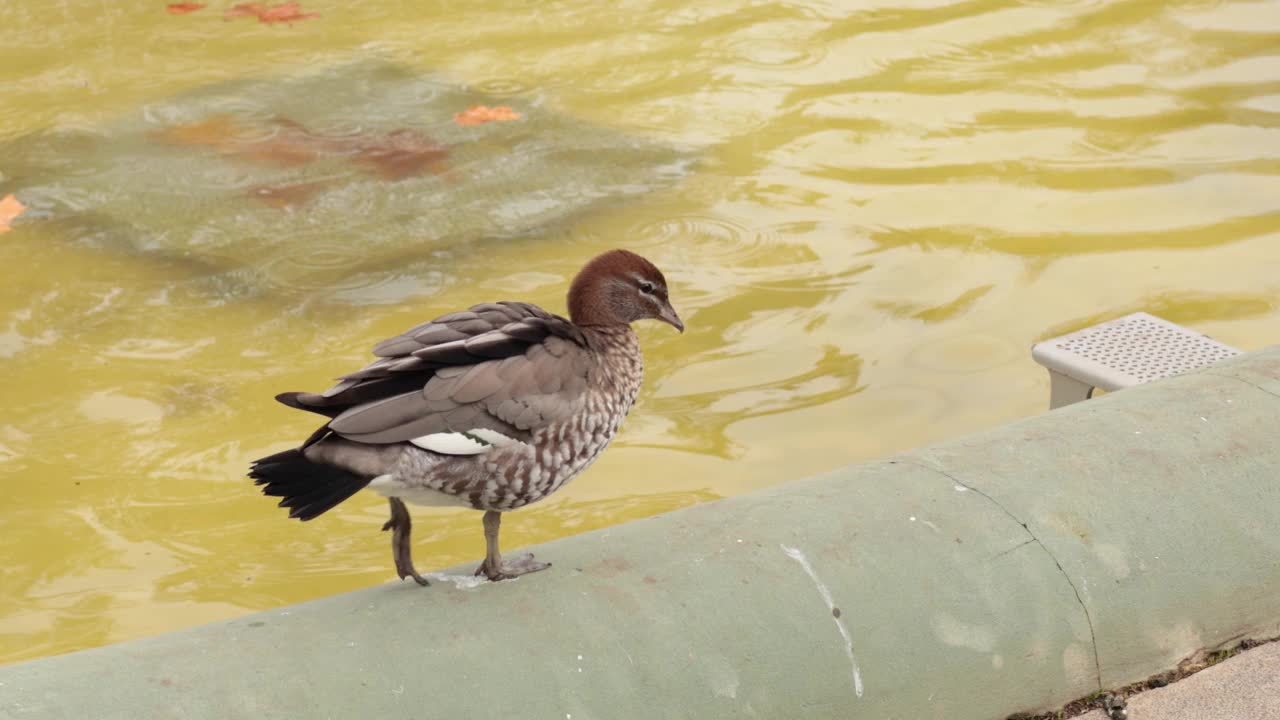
{"left": 582, "top": 324, "right": 643, "bottom": 394}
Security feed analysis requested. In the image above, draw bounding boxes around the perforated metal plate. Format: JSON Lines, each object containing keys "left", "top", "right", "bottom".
{"left": 1031, "top": 312, "right": 1241, "bottom": 391}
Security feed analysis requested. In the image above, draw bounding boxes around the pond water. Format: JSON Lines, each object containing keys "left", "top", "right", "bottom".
{"left": 2, "top": 0, "right": 1279, "bottom": 664}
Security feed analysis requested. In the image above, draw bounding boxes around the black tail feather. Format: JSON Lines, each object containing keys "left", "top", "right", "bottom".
{"left": 249, "top": 448, "right": 370, "bottom": 521}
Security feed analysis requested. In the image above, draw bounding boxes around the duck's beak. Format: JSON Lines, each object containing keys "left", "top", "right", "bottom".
{"left": 658, "top": 302, "right": 684, "bottom": 333}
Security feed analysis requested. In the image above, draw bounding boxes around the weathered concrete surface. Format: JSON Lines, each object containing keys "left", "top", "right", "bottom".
{"left": 2, "top": 349, "right": 1279, "bottom": 720}
{"left": 1079, "top": 641, "right": 1280, "bottom": 720}
{"left": 909, "top": 361, "right": 1280, "bottom": 694}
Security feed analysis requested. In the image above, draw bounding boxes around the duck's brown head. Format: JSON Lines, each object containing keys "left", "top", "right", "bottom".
{"left": 567, "top": 249, "right": 683, "bottom": 332}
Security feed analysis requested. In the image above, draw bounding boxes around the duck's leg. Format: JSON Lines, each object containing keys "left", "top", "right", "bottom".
{"left": 381, "top": 497, "right": 429, "bottom": 586}
{"left": 475, "top": 510, "right": 551, "bottom": 581}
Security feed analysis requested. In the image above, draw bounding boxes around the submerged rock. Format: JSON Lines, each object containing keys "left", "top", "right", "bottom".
{"left": 1, "top": 60, "right": 694, "bottom": 304}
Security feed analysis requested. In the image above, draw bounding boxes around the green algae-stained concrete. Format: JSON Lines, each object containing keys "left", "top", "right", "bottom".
{"left": 4, "top": 350, "right": 1280, "bottom": 720}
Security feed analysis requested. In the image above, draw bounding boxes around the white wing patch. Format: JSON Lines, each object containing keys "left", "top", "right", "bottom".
{"left": 410, "top": 433, "right": 487, "bottom": 455}
{"left": 409, "top": 428, "right": 522, "bottom": 455}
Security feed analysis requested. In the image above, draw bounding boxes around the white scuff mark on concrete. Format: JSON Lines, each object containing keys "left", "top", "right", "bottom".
{"left": 1094, "top": 543, "right": 1131, "bottom": 580}
{"left": 425, "top": 572, "right": 490, "bottom": 590}
{"left": 614, "top": 639, "right": 635, "bottom": 666}
{"left": 705, "top": 654, "right": 741, "bottom": 699}
{"left": 921, "top": 519, "right": 940, "bottom": 533}
{"left": 909, "top": 516, "right": 916, "bottom": 522}
{"left": 954, "top": 484, "right": 968, "bottom": 492}
{"left": 781, "top": 544, "right": 864, "bottom": 698}
{"left": 1062, "top": 643, "right": 1092, "bottom": 682}
{"left": 932, "top": 612, "right": 995, "bottom": 652}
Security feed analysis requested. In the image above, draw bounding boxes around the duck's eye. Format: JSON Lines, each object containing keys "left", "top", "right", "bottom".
{"left": 639, "top": 281, "right": 655, "bottom": 295}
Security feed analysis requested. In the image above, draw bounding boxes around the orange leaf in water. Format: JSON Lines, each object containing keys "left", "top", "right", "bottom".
{"left": 225, "top": 2, "right": 317, "bottom": 23}
{"left": 166, "top": 3, "right": 206, "bottom": 13}
{"left": 453, "top": 105, "right": 522, "bottom": 127}
{"left": 258, "top": 2, "right": 318, "bottom": 23}
{"left": 0, "top": 194, "right": 27, "bottom": 234}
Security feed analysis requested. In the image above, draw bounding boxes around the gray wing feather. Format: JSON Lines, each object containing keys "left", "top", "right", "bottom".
{"left": 448, "top": 364, "right": 507, "bottom": 404}
{"left": 330, "top": 391, "right": 433, "bottom": 436}
{"left": 281, "top": 302, "right": 590, "bottom": 447}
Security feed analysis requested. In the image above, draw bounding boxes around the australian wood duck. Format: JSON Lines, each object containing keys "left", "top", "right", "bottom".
{"left": 250, "top": 249, "right": 683, "bottom": 583}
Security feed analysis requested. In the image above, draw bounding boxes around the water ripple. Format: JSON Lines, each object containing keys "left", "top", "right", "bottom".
{"left": 470, "top": 77, "right": 534, "bottom": 97}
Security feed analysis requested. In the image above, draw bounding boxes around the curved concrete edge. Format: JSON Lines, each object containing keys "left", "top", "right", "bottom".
{"left": 3, "top": 349, "right": 1280, "bottom": 720}
{"left": 1077, "top": 640, "right": 1280, "bottom": 720}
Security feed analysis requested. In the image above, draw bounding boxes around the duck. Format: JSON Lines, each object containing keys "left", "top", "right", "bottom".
{"left": 249, "top": 249, "right": 683, "bottom": 583}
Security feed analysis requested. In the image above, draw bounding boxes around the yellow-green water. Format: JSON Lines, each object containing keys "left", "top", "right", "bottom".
{"left": 3, "top": 0, "right": 1280, "bottom": 665}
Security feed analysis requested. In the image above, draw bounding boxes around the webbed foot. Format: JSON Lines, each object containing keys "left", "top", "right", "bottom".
{"left": 474, "top": 553, "right": 551, "bottom": 581}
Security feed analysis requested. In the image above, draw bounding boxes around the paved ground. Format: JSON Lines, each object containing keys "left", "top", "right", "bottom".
{"left": 1079, "top": 641, "right": 1280, "bottom": 720}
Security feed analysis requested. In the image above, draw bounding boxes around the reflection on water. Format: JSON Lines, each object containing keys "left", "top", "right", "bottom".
{"left": 2, "top": 0, "right": 1280, "bottom": 665}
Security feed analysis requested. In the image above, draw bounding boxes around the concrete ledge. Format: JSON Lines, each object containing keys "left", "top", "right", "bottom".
{"left": 4, "top": 349, "right": 1280, "bottom": 720}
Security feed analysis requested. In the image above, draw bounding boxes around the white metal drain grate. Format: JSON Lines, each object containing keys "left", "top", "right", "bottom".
{"left": 1031, "top": 312, "right": 1242, "bottom": 409}
{"left": 1056, "top": 314, "right": 1240, "bottom": 383}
